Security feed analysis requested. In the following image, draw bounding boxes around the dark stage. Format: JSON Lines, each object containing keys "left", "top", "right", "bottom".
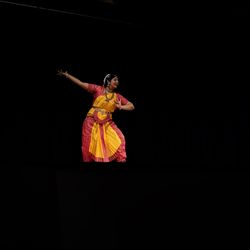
{"left": 2, "top": 167, "right": 250, "bottom": 249}
{"left": 0, "top": 1, "right": 249, "bottom": 249}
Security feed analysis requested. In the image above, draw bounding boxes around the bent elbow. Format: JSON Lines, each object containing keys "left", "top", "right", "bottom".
{"left": 131, "top": 103, "right": 135, "bottom": 110}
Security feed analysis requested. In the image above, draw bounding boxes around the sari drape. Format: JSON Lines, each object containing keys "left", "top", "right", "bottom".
{"left": 81, "top": 84, "right": 128, "bottom": 162}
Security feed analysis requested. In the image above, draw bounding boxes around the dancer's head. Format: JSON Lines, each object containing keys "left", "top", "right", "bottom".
{"left": 103, "top": 73, "right": 119, "bottom": 91}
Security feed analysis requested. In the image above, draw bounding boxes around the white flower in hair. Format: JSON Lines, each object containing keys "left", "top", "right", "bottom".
{"left": 103, "top": 74, "right": 111, "bottom": 85}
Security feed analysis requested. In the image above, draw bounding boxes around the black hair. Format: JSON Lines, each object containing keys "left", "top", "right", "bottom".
{"left": 103, "top": 73, "right": 118, "bottom": 87}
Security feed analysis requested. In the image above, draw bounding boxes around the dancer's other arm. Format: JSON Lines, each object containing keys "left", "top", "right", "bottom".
{"left": 57, "top": 69, "right": 89, "bottom": 91}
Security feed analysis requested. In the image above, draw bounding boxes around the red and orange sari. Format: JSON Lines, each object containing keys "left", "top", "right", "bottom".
{"left": 81, "top": 84, "right": 129, "bottom": 162}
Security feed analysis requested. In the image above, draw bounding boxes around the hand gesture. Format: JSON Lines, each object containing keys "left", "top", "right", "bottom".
{"left": 57, "top": 69, "right": 68, "bottom": 77}
{"left": 115, "top": 98, "right": 122, "bottom": 110}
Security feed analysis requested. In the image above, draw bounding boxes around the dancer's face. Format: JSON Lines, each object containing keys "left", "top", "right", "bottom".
{"left": 109, "top": 76, "right": 119, "bottom": 90}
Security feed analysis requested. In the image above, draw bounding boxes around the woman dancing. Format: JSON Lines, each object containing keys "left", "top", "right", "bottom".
{"left": 57, "top": 70, "right": 135, "bottom": 162}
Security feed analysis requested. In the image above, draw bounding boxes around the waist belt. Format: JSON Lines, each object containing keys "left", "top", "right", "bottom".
{"left": 90, "top": 107, "right": 112, "bottom": 124}
{"left": 92, "top": 107, "right": 111, "bottom": 114}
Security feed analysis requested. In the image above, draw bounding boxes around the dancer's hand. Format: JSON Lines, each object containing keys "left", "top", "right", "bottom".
{"left": 57, "top": 69, "right": 68, "bottom": 77}
{"left": 115, "top": 98, "right": 122, "bottom": 110}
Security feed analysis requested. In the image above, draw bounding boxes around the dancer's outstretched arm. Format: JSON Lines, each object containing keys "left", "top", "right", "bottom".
{"left": 57, "top": 69, "right": 89, "bottom": 91}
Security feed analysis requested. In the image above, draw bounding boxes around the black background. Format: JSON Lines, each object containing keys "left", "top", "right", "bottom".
{"left": 1, "top": 1, "right": 250, "bottom": 249}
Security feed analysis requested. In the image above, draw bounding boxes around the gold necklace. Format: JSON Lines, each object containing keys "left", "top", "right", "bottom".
{"left": 105, "top": 89, "right": 114, "bottom": 102}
